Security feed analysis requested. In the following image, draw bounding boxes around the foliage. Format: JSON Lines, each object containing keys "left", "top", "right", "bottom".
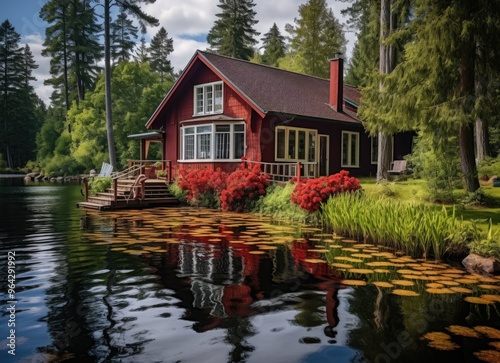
{"left": 207, "top": 0, "right": 259, "bottom": 60}
{"left": 168, "top": 182, "right": 187, "bottom": 204}
{"left": 177, "top": 168, "right": 228, "bottom": 208}
{"left": 111, "top": 11, "right": 139, "bottom": 64}
{"left": 321, "top": 192, "right": 475, "bottom": 260}
{"left": 291, "top": 170, "right": 362, "bottom": 213}
{"left": 88, "top": 176, "right": 112, "bottom": 195}
{"left": 477, "top": 157, "right": 500, "bottom": 180}
{"left": 220, "top": 163, "right": 269, "bottom": 212}
{"left": 467, "top": 219, "right": 500, "bottom": 260}
{"left": 43, "top": 154, "right": 81, "bottom": 177}
{"left": 254, "top": 182, "right": 309, "bottom": 223}
{"left": 149, "top": 27, "right": 174, "bottom": 81}
{"left": 405, "top": 134, "right": 461, "bottom": 203}
{"left": 260, "top": 23, "right": 286, "bottom": 67}
{"left": 0, "top": 20, "right": 45, "bottom": 169}
{"left": 285, "top": 0, "right": 346, "bottom": 78}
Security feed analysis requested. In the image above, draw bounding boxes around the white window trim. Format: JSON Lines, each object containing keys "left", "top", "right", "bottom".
{"left": 341, "top": 131, "right": 360, "bottom": 168}
{"left": 180, "top": 122, "right": 245, "bottom": 162}
{"left": 193, "top": 81, "right": 223, "bottom": 116}
{"left": 275, "top": 126, "right": 317, "bottom": 162}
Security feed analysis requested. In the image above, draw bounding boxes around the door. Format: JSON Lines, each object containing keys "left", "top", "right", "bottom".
{"left": 319, "top": 135, "right": 329, "bottom": 176}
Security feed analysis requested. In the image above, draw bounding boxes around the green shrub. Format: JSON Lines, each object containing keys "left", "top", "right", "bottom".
{"left": 467, "top": 219, "right": 500, "bottom": 260}
{"left": 255, "top": 183, "right": 309, "bottom": 222}
{"left": 88, "top": 177, "right": 112, "bottom": 195}
{"left": 477, "top": 156, "right": 500, "bottom": 180}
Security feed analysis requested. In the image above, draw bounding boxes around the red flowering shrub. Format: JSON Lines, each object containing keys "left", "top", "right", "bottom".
{"left": 291, "top": 170, "right": 362, "bottom": 213}
{"left": 220, "top": 163, "right": 269, "bottom": 212}
{"left": 177, "top": 168, "right": 228, "bottom": 208}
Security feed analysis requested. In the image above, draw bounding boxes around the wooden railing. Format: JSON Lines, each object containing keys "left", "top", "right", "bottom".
{"left": 244, "top": 160, "right": 317, "bottom": 183}
{"left": 82, "top": 160, "right": 172, "bottom": 203}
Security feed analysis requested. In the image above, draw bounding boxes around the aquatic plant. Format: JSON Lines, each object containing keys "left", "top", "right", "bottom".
{"left": 320, "top": 192, "right": 475, "bottom": 260}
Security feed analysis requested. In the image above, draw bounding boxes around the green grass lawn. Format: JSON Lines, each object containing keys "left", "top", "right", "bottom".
{"left": 358, "top": 176, "right": 500, "bottom": 235}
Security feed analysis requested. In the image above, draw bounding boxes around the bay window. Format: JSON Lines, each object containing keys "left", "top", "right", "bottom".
{"left": 181, "top": 123, "right": 245, "bottom": 161}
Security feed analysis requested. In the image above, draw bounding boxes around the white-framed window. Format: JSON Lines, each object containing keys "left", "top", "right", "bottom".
{"left": 181, "top": 123, "right": 245, "bottom": 161}
{"left": 275, "top": 126, "right": 317, "bottom": 162}
{"left": 194, "top": 81, "right": 223, "bottom": 116}
{"left": 342, "top": 131, "right": 359, "bottom": 167}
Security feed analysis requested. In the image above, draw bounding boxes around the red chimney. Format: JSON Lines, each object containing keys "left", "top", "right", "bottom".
{"left": 329, "top": 56, "right": 344, "bottom": 112}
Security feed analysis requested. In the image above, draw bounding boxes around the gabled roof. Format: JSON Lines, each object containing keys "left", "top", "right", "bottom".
{"left": 146, "top": 50, "right": 361, "bottom": 128}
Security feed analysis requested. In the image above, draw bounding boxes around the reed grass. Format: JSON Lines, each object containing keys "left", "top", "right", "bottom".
{"left": 320, "top": 192, "right": 472, "bottom": 260}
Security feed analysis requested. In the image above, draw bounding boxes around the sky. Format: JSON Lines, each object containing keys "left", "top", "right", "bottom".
{"left": 1, "top": 0, "right": 356, "bottom": 106}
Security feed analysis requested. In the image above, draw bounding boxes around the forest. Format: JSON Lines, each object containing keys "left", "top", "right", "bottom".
{"left": 1, "top": 0, "right": 500, "bottom": 198}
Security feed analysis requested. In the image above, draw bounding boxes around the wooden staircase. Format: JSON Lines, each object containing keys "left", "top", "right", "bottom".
{"left": 77, "top": 178, "right": 179, "bottom": 211}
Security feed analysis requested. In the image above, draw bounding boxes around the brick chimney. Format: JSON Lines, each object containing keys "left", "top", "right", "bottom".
{"left": 329, "top": 55, "right": 344, "bottom": 112}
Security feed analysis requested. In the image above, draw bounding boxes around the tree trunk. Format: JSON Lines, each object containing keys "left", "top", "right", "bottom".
{"left": 376, "top": 0, "right": 394, "bottom": 183}
{"left": 459, "top": 27, "right": 479, "bottom": 192}
{"left": 474, "top": 37, "right": 489, "bottom": 163}
{"left": 104, "top": 0, "right": 117, "bottom": 169}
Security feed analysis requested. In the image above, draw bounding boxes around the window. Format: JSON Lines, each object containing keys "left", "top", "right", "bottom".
{"left": 342, "top": 131, "right": 359, "bottom": 167}
{"left": 275, "top": 126, "right": 317, "bottom": 162}
{"left": 194, "top": 82, "right": 223, "bottom": 115}
{"left": 181, "top": 123, "right": 245, "bottom": 161}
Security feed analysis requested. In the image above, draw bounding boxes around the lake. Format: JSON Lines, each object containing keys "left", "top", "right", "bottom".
{"left": 0, "top": 178, "right": 499, "bottom": 363}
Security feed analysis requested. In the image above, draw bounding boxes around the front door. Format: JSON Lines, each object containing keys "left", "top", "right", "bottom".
{"left": 319, "top": 135, "right": 329, "bottom": 176}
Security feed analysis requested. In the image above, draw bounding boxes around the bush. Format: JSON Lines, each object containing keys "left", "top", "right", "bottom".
{"left": 291, "top": 170, "right": 362, "bottom": 213}
{"left": 177, "top": 168, "right": 228, "bottom": 208}
{"left": 477, "top": 156, "right": 500, "bottom": 180}
{"left": 89, "top": 177, "right": 112, "bottom": 195}
{"left": 255, "top": 182, "right": 309, "bottom": 222}
{"left": 220, "top": 163, "right": 269, "bottom": 212}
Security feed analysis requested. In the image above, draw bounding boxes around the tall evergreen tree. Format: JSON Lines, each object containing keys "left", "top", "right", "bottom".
{"left": 0, "top": 20, "right": 43, "bottom": 168}
{"left": 111, "top": 11, "right": 139, "bottom": 64}
{"left": 286, "top": 0, "right": 346, "bottom": 78}
{"left": 360, "top": 0, "right": 500, "bottom": 192}
{"left": 207, "top": 0, "right": 260, "bottom": 60}
{"left": 40, "top": 0, "right": 101, "bottom": 109}
{"left": 101, "top": 0, "right": 158, "bottom": 169}
{"left": 342, "top": 0, "right": 379, "bottom": 87}
{"left": 149, "top": 27, "right": 173, "bottom": 81}
{"left": 134, "top": 36, "right": 149, "bottom": 63}
{"left": 261, "top": 23, "right": 286, "bottom": 67}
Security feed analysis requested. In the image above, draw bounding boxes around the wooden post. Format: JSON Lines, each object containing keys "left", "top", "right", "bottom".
{"left": 84, "top": 178, "right": 89, "bottom": 202}
{"left": 297, "top": 162, "right": 301, "bottom": 184}
{"left": 113, "top": 179, "right": 117, "bottom": 202}
{"left": 167, "top": 160, "right": 172, "bottom": 184}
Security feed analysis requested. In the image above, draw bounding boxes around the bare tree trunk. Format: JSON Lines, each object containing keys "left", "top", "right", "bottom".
{"left": 474, "top": 37, "right": 490, "bottom": 163}
{"left": 104, "top": 0, "right": 117, "bottom": 169}
{"left": 376, "top": 0, "right": 394, "bottom": 183}
{"left": 459, "top": 31, "right": 479, "bottom": 192}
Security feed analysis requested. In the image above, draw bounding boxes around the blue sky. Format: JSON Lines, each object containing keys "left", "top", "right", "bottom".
{"left": 1, "top": 0, "right": 354, "bottom": 106}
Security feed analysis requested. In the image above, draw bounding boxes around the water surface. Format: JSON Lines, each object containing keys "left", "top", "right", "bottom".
{"left": 0, "top": 179, "right": 499, "bottom": 363}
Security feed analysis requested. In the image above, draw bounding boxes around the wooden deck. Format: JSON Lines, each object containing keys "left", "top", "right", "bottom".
{"left": 77, "top": 178, "right": 179, "bottom": 211}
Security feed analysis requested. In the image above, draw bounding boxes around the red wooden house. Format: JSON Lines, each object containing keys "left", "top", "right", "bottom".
{"left": 145, "top": 50, "right": 413, "bottom": 179}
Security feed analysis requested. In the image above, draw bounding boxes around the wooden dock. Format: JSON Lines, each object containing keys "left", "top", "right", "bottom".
{"left": 77, "top": 178, "right": 179, "bottom": 211}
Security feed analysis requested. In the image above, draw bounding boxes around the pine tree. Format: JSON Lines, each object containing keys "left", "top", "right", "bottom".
{"left": 286, "top": 0, "right": 346, "bottom": 78}
{"left": 111, "top": 11, "right": 139, "bottom": 64}
{"left": 149, "top": 27, "right": 173, "bottom": 81}
{"left": 207, "top": 0, "right": 259, "bottom": 60}
{"left": 261, "top": 23, "right": 286, "bottom": 67}
{"left": 0, "top": 21, "right": 43, "bottom": 168}
{"left": 134, "top": 36, "right": 150, "bottom": 63}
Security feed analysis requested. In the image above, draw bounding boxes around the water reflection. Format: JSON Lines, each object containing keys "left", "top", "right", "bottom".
{"left": 1, "top": 181, "right": 499, "bottom": 363}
